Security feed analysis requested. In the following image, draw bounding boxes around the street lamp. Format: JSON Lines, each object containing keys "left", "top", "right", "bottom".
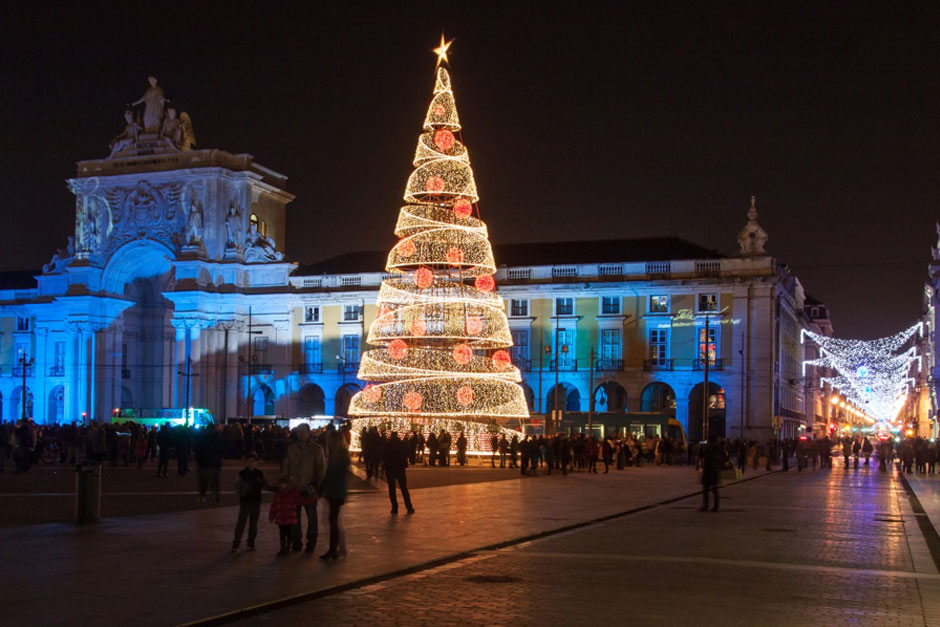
{"left": 18, "top": 356, "right": 33, "bottom": 420}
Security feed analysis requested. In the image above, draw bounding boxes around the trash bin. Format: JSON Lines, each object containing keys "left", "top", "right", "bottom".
{"left": 75, "top": 461, "right": 102, "bottom": 525}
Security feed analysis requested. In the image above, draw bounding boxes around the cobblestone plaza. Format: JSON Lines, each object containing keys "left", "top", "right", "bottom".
{"left": 1, "top": 463, "right": 938, "bottom": 626}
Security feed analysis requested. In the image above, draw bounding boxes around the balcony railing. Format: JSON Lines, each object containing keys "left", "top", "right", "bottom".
{"left": 48, "top": 365, "right": 65, "bottom": 377}
{"left": 550, "top": 358, "right": 578, "bottom": 371}
{"left": 693, "top": 358, "right": 724, "bottom": 371}
{"left": 595, "top": 358, "right": 624, "bottom": 371}
{"left": 299, "top": 363, "right": 323, "bottom": 374}
{"left": 12, "top": 364, "right": 32, "bottom": 377}
{"left": 249, "top": 363, "right": 273, "bottom": 375}
{"left": 644, "top": 359, "right": 675, "bottom": 371}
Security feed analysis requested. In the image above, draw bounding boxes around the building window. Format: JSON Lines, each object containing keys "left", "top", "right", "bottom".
{"left": 555, "top": 298, "right": 574, "bottom": 316}
{"left": 54, "top": 342, "right": 65, "bottom": 370}
{"left": 304, "top": 336, "right": 321, "bottom": 366}
{"left": 649, "top": 329, "right": 668, "bottom": 364}
{"left": 601, "top": 296, "right": 620, "bottom": 315}
{"left": 343, "top": 305, "right": 360, "bottom": 321}
{"left": 509, "top": 299, "right": 528, "bottom": 317}
{"left": 254, "top": 337, "right": 268, "bottom": 363}
{"left": 342, "top": 335, "right": 360, "bottom": 365}
{"left": 555, "top": 328, "right": 574, "bottom": 365}
{"left": 649, "top": 295, "right": 669, "bottom": 313}
{"left": 510, "top": 330, "right": 528, "bottom": 367}
{"left": 16, "top": 316, "right": 29, "bottom": 331}
{"left": 697, "top": 293, "right": 718, "bottom": 312}
{"left": 304, "top": 306, "right": 320, "bottom": 323}
{"left": 15, "top": 341, "right": 29, "bottom": 362}
{"left": 697, "top": 326, "right": 718, "bottom": 363}
{"left": 601, "top": 329, "right": 621, "bottom": 361}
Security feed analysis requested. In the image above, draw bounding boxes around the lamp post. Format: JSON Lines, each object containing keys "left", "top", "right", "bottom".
{"left": 177, "top": 357, "right": 199, "bottom": 426}
{"left": 19, "top": 356, "right": 33, "bottom": 420}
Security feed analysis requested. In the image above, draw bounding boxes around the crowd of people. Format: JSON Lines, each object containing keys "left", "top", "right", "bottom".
{"left": 358, "top": 426, "right": 689, "bottom": 477}
{"left": 4, "top": 416, "right": 939, "bottom": 559}
{"left": 0, "top": 419, "right": 303, "bottom": 474}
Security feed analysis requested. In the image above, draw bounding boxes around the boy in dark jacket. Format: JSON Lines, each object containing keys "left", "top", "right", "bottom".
{"left": 232, "top": 454, "right": 267, "bottom": 552}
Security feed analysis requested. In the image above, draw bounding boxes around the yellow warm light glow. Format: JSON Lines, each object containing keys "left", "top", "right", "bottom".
{"left": 433, "top": 33, "right": 454, "bottom": 68}
{"left": 349, "top": 57, "right": 528, "bottom": 423}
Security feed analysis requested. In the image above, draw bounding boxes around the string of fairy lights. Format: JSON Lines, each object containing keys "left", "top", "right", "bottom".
{"left": 348, "top": 39, "right": 528, "bottom": 450}
{"left": 802, "top": 322, "right": 922, "bottom": 428}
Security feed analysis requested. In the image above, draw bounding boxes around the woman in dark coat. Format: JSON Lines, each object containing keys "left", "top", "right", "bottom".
{"left": 319, "top": 429, "right": 349, "bottom": 560}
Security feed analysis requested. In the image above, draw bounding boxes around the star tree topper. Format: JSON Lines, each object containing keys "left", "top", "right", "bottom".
{"left": 433, "top": 33, "right": 454, "bottom": 67}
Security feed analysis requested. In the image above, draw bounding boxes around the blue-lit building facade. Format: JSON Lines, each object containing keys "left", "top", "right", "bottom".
{"left": 0, "top": 101, "right": 825, "bottom": 441}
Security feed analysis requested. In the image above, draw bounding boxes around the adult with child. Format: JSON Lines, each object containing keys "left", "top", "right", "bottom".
{"left": 279, "top": 423, "right": 326, "bottom": 553}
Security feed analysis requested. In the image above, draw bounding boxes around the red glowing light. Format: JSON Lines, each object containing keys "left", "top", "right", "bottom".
{"left": 456, "top": 385, "right": 474, "bottom": 406}
{"left": 433, "top": 104, "right": 445, "bottom": 117}
{"left": 424, "top": 176, "right": 445, "bottom": 193}
{"left": 415, "top": 267, "right": 434, "bottom": 289}
{"left": 492, "top": 350, "right": 512, "bottom": 370}
{"left": 433, "top": 129, "right": 455, "bottom": 151}
{"left": 475, "top": 274, "right": 495, "bottom": 292}
{"left": 452, "top": 343, "right": 473, "bottom": 365}
{"left": 362, "top": 384, "right": 382, "bottom": 403}
{"left": 397, "top": 238, "right": 416, "bottom": 257}
{"left": 410, "top": 317, "right": 427, "bottom": 336}
{"left": 403, "top": 390, "right": 423, "bottom": 411}
{"left": 453, "top": 198, "right": 473, "bottom": 219}
{"left": 466, "top": 316, "right": 483, "bottom": 336}
{"left": 447, "top": 246, "right": 465, "bottom": 265}
{"left": 388, "top": 339, "right": 408, "bottom": 360}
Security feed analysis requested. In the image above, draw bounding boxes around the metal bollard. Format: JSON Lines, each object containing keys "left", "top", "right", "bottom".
{"left": 75, "top": 461, "right": 102, "bottom": 525}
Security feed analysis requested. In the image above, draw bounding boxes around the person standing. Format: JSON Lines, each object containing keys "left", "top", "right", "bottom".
{"left": 232, "top": 453, "right": 266, "bottom": 552}
{"left": 456, "top": 432, "right": 467, "bottom": 466}
{"left": 382, "top": 431, "right": 414, "bottom": 514}
{"left": 700, "top": 435, "right": 728, "bottom": 512}
{"left": 280, "top": 424, "right": 326, "bottom": 553}
{"left": 490, "top": 433, "right": 499, "bottom": 468}
{"left": 195, "top": 424, "right": 224, "bottom": 504}
{"left": 320, "top": 429, "right": 350, "bottom": 560}
{"left": 509, "top": 434, "right": 519, "bottom": 469}
{"left": 498, "top": 434, "right": 509, "bottom": 468}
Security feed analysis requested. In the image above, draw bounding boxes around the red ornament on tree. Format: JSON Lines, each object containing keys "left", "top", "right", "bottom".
{"left": 475, "top": 274, "right": 495, "bottom": 292}
{"left": 452, "top": 198, "right": 473, "bottom": 220}
{"left": 433, "top": 129, "right": 455, "bottom": 151}
{"left": 397, "top": 238, "right": 416, "bottom": 257}
{"left": 452, "top": 343, "right": 473, "bottom": 365}
{"left": 388, "top": 339, "right": 408, "bottom": 360}
{"left": 492, "top": 349, "right": 512, "bottom": 370}
{"left": 415, "top": 267, "right": 434, "bottom": 289}
{"left": 361, "top": 384, "right": 382, "bottom": 404}
{"left": 433, "top": 104, "right": 446, "bottom": 117}
{"left": 446, "top": 246, "right": 465, "bottom": 266}
{"left": 466, "top": 315, "right": 483, "bottom": 336}
{"left": 410, "top": 317, "right": 427, "bottom": 336}
{"left": 403, "top": 390, "right": 423, "bottom": 411}
{"left": 424, "top": 176, "right": 445, "bottom": 193}
{"left": 456, "top": 385, "right": 474, "bottom": 406}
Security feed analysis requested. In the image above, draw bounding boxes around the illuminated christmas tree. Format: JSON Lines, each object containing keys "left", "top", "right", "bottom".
{"left": 348, "top": 38, "right": 529, "bottom": 450}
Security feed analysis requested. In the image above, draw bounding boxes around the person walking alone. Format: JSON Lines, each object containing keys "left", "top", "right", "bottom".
{"left": 382, "top": 431, "right": 414, "bottom": 514}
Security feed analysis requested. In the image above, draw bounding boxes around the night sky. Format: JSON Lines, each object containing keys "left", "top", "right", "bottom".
{"left": 1, "top": 2, "right": 938, "bottom": 339}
